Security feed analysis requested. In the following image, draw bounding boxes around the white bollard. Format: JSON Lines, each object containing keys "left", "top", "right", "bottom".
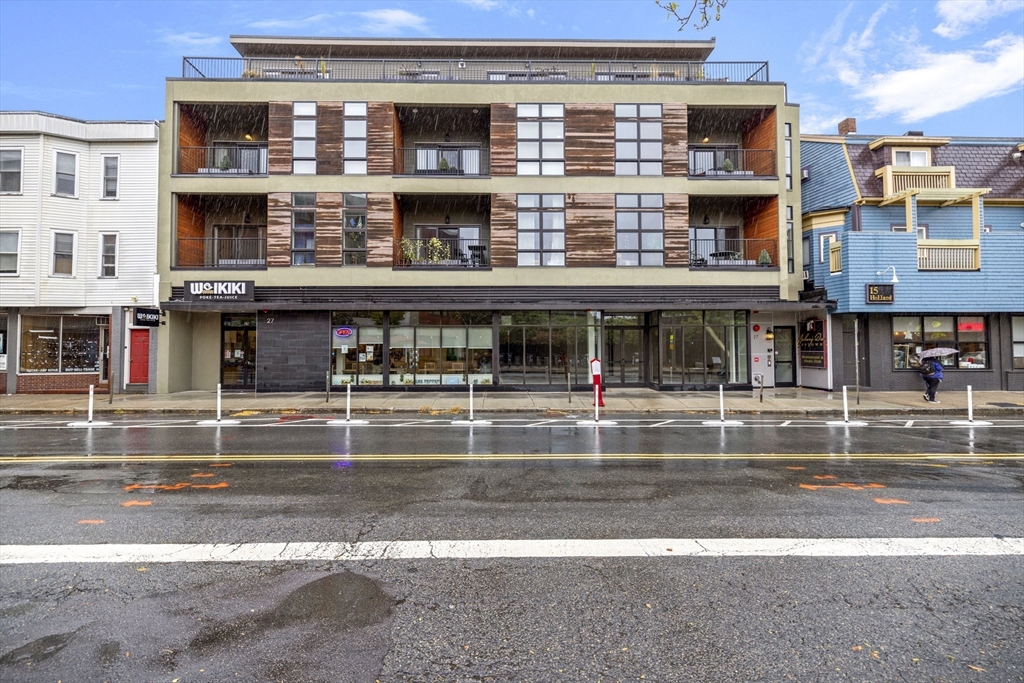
{"left": 594, "top": 383, "right": 600, "bottom": 423}
{"left": 67, "top": 384, "right": 111, "bottom": 427}
{"left": 968, "top": 385, "right": 973, "bottom": 423}
{"left": 88, "top": 384, "right": 95, "bottom": 424}
{"left": 951, "top": 384, "right": 991, "bottom": 426}
{"left": 216, "top": 383, "right": 222, "bottom": 422}
{"left": 328, "top": 383, "right": 368, "bottom": 425}
{"left": 198, "top": 382, "right": 240, "bottom": 425}
{"left": 827, "top": 385, "right": 866, "bottom": 426}
{"left": 576, "top": 381, "right": 616, "bottom": 425}
{"left": 452, "top": 381, "right": 490, "bottom": 425}
{"left": 702, "top": 385, "right": 742, "bottom": 425}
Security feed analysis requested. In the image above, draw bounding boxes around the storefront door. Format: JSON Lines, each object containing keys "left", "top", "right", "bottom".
{"left": 129, "top": 329, "right": 150, "bottom": 384}
{"left": 222, "top": 315, "right": 257, "bottom": 389}
{"left": 774, "top": 327, "right": 796, "bottom": 386}
{"left": 605, "top": 327, "right": 644, "bottom": 385}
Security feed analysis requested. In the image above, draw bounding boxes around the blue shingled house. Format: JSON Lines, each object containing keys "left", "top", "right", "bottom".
{"left": 800, "top": 123, "right": 1024, "bottom": 393}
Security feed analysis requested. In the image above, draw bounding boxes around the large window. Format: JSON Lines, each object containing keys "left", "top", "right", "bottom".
{"left": 498, "top": 311, "right": 601, "bottom": 386}
{"left": 615, "top": 104, "right": 662, "bottom": 176}
{"left": 517, "top": 194, "right": 565, "bottom": 266}
{"left": 55, "top": 151, "right": 77, "bottom": 196}
{"left": 389, "top": 311, "right": 493, "bottom": 386}
{"left": 1013, "top": 317, "right": 1024, "bottom": 370}
{"left": 292, "top": 102, "right": 317, "bottom": 175}
{"left": 615, "top": 194, "right": 663, "bottom": 267}
{"left": 291, "top": 193, "right": 316, "bottom": 265}
{"left": 101, "top": 155, "right": 119, "bottom": 198}
{"left": 0, "top": 229, "right": 19, "bottom": 275}
{"left": 659, "top": 310, "right": 749, "bottom": 386}
{"left": 99, "top": 233, "right": 117, "bottom": 278}
{"left": 0, "top": 149, "right": 22, "bottom": 193}
{"left": 52, "top": 231, "right": 75, "bottom": 276}
{"left": 343, "top": 193, "right": 367, "bottom": 265}
{"left": 343, "top": 102, "right": 368, "bottom": 175}
{"left": 892, "top": 315, "right": 988, "bottom": 370}
{"left": 516, "top": 104, "right": 564, "bottom": 176}
{"left": 331, "top": 312, "right": 386, "bottom": 386}
{"left": 20, "top": 315, "right": 100, "bottom": 373}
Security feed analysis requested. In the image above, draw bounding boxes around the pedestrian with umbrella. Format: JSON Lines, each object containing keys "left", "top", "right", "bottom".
{"left": 917, "top": 347, "right": 956, "bottom": 403}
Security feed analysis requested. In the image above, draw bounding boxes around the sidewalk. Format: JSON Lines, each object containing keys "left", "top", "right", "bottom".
{"left": 1, "top": 387, "right": 1022, "bottom": 417}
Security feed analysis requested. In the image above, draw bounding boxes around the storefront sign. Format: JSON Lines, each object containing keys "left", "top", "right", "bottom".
{"left": 184, "top": 281, "right": 254, "bottom": 302}
{"left": 334, "top": 327, "right": 355, "bottom": 339}
{"left": 799, "top": 319, "right": 827, "bottom": 368}
{"left": 133, "top": 307, "right": 160, "bottom": 327}
{"left": 866, "top": 284, "right": 895, "bottom": 303}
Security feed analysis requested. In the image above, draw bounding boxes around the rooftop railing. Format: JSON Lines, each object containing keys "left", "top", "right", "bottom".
{"left": 182, "top": 57, "right": 769, "bottom": 83}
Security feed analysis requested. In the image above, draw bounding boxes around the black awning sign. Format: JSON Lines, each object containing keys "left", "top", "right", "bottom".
{"left": 866, "top": 284, "right": 895, "bottom": 303}
{"left": 133, "top": 307, "right": 161, "bottom": 327}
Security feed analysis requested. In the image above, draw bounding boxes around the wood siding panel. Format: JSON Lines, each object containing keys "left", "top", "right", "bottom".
{"left": 267, "top": 192, "right": 292, "bottom": 267}
{"left": 664, "top": 194, "right": 690, "bottom": 267}
{"left": 367, "top": 102, "right": 395, "bottom": 175}
{"left": 662, "top": 102, "right": 688, "bottom": 177}
{"left": 490, "top": 193, "right": 518, "bottom": 267}
{"left": 316, "top": 103, "right": 345, "bottom": 175}
{"left": 565, "top": 103, "right": 614, "bottom": 176}
{"left": 742, "top": 108, "right": 777, "bottom": 176}
{"left": 566, "top": 193, "right": 615, "bottom": 267}
{"left": 268, "top": 102, "right": 292, "bottom": 175}
{"left": 366, "top": 193, "right": 395, "bottom": 266}
{"left": 175, "top": 195, "right": 205, "bottom": 267}
{"left": 177, "top": 105, "right": 207, "bottom": 174}
{"left": 316, "top": 193, "right": 343, "bottom": 266}
{"left": 745, "top": 196, "right": 778, "bottom": 241}
{"left": 490, "top": 103, "right": 517, "bottom": 176}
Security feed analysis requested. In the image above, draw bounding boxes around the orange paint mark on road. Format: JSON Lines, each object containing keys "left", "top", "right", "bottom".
{"left": 912, "top": 517, "right": 941, "bottom": 523}
{"left": 125, "top": 482, "right": 190, "bottom": 491}
{"left": 209, "top": 463, "right": 233, "bottom": 467}
{"left": 813, "top": 475, "right": 838, "bottom": 480}
{"left": 800, "top": 482, "right": 886, "bottom": 491}
{"left": 190, "top": 473, "right": 214, "bottom": 478}
{"left": 786, "top": 466, "right": 805, "bottom": 471}
{"left": 875, "top": 498, "right": 909, "bottom": 505}
{"left": 121, "top": 501, "right": 152, "bottom": 507}
{"left": 78, "top": 519, "right": 104, "bottom": 525}
{"left": 190, "top": 482, "right": 229, "bottom": 489}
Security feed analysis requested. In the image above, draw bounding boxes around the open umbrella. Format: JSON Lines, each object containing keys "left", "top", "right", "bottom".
{"left": 918, "top": 347, "right": 958, "bottom": 359}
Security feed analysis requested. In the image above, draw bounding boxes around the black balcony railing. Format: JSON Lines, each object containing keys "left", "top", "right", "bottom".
{"left": 688, "top": 239, "right": 777, "bottom": 268}
{"left": 175, "top": 235, "right": 267, "bottom": 269}
{"left": 688, "top": 149, "right": 776, "bottom": 177}
{"left": 182, "top": 57, "right": 769, "bottom": 83}
{"left": 178, "top": 146, "right": 268, "bottom": 175}
{"left": 395, "top": 147, "right": 490, "bottom": 176}
{"left": 395, "top": 237, "right": 490, "bottom": 268}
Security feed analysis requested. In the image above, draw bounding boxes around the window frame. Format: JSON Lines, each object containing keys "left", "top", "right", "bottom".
{"left": 342, "top": 193, "right": 368, "bottom": 266}
{"left": 51, "top": 230, "right": 77, "bottom": 277}
{"left": 98, "top": 232, "right": 118, "bottom": 278}
{"left": 1012, "top": 316, "right": 1024, "bottom": 370}
{"left": 343, "top": 101, "right": 368, "bottom": 175}
{"left": 292, "top": 101, "right": 317, "bottom": 175}
{"left": 614, "top": 103, "right": 663, "bottom": 177}
{"left": 0, "top": 147, "right": 24, "bottom": 194}
{"left": 818, "top": 232, "right": 837, "bottom": 263}
{"left": 0, "top": 228, "right": 21, "bottom": 276}
{"left": 100, "top": 154, "right": 120, "bottom": 199}
{"left": 893, "top": 148, "right": 930, "bottom": 167}
{"left": 516, "top": 103, "right": 565, "bottom": 176}
{"left": 516, "top": 194, "right": 566, "bottom": 267}
{"left": 891, "top": 314, "right": 989, "bottom": 370}
{"left": 615, "top": 194, "right": 665, "bottom": 267}
{"left": 891, "top": 223, "right": 928, "bottom": 240}
{"left": 290, "top": 193, "right": 316, "bottom": 265}
{"left": 54, "top": 150, "right": 78, "bottom": 198}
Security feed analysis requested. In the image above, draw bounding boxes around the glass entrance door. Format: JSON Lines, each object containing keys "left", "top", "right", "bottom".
{"left": 605, "top": 327, "right": 644, "bottom": 384}
{"left": 222, "top": 315, "right": 257, "bottom": 389}
{"left": 774, "top": 326, "right": 795, "bottom": 386}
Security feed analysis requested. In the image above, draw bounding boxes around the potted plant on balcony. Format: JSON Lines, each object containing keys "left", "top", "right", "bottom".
{"left": 757, "top": 249, "right": 772, "bottom": 267}
{"left": 426, "top": 237, "right": 451, "bottom": 264}
{"left": 721, "top": 157, "right": 735, "bottom": 173}
{"left": 437, "top": 157, "right": 451, "bottom": 173}
{"left": 218, "top": 154, "right": 233, "bottom": 172}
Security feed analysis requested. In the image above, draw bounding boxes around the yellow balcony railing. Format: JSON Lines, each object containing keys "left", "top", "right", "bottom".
{"left": 917, "top": 239, "right": 979, "bottom": 270}
{"left": 875, "top": 166, "right": 956, "bottom": 196}
{"left": 829, "top": 241, "right": 842, "bottom": 273}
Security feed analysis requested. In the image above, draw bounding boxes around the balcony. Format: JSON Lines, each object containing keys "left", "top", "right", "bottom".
{"left": 688, "top": 148, "right": 775, "bottom": 178}
{"left": 688, "top": 238, "right": 777, "bottom": 268}
{"left": 875, "top": 165, "right": 955, "bottom": 196}
{"left": 917, "top": 240, "right": 979, "bottom": 270}
{"left": 394, "top": 236, "right": 490, "bottom": 269}
{"left": 395, "top": 147, "right": 490, "bottom": 176}
{"left": 182, "top": 57, "right": 769, "bottom": 83}
{"left": 175, "top": 233, "right": 267, "bottom": 269}
{"left": 178, "top": 145, "right": 268, "bottom": 176}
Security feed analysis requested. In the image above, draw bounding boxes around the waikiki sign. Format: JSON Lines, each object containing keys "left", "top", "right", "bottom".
{"left": 184, "top": 280, "right": 255, "bottom": 302}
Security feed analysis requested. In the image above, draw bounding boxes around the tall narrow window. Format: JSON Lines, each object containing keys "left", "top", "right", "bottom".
{"left": 0, "top": 229, "right": 19, "bottom": 275}
{"left": 616, "top": 194, "right": 664, "bottom": 267}
{"left": 55, "top": 152, "right": 77, "bottom": 196}
{"left": 291, "top": 193, "right": 316, "bottom": 265}
{"left": 344, "top": 102, "right": 368, "bottom": 175}
{"left": 786, "top": 205, "right": 794, "bottom": 274}
{"left": 516, "top": 104, "right": 564, "bottom": 176}
{"left": 0, "top": 149, "right": 22, "bottom": 193}
{"left": 343, "top": 193, "right": 367, "bottom": 265}
{"left": 784, "top": 123, "right": 793, "bottom": 190}
{"left": 100, "top": 233, "right": 118, "bottom": 278}
{"left": 292, "top": 102, "right": 317, "bottom": 175}
{"left": 101, "top": 155, "right": 119, "bottom": 198}
{"left": 53, "top": 231, "right": 75, "bottom": 275}
{"left": 1012, "top": 316, "right": 1024, "bottom": 370}
{"left": 517, "top": 194, "right": 565, "bottom": 266}
{"left": 615, "top": 104, "right": 662, "bottom": 176}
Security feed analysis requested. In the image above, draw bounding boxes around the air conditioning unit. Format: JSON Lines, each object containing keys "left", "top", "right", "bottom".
{"left": 800, "top": 168, "right": 810, "bottom": 181}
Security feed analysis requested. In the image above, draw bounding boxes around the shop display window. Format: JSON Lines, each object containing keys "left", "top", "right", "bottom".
{"left": 20, "top": 315, "right": 100, "bottom": 373}
{"left": 891, "top": 315, "right": 988, "bottom": 369}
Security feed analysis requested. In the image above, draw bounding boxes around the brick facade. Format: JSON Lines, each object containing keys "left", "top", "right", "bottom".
{"left": 17, "top": 373, "right": 106, "bottom": 394}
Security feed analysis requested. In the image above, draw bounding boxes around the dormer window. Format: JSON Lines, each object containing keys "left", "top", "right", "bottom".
{"left": 894, "top": 149, "right": 929, "bottom": 167}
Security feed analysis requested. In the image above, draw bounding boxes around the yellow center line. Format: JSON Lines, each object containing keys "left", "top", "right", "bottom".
{"left": 0, "top": 453, "right": 1022, "bottom": 464}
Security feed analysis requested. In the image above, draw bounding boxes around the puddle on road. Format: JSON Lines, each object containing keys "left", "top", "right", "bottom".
{"left": 0, "top": 475, "right": 72, "bottom": 492}
{"left": 0, "top": 630, "right": 77, "bottom": 666}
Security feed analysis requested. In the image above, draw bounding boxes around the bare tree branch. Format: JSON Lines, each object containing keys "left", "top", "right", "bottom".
{"left": 655, "top": 0, "right": 727, "bottom": 31}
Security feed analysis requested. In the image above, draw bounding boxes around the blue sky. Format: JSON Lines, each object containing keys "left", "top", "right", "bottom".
{"left": 1, "top": 0, "right": 1021, "bottom": 137}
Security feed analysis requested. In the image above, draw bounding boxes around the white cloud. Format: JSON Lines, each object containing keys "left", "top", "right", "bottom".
{"left": 247, "top": 14, "right": 334, "bottom": 30}
{"left": 458, "top": 0, "right": 500, "bottom": 9}
{"left": 159, "top": 32, "right": 222, "bottom": 48}
{"left": 933, "top": 0, "right": 1022, "bottom": 39}
{"left": 355, "top": 9, "right": 430, "bottom": 34}
{"left": 859, "top": 34, "right": 1024, "bottom": 121}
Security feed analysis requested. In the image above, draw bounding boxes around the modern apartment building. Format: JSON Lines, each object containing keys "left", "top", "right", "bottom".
{"left": 801, "top": 120, "right": 1024, "bottom": 392}
{"left": 0, "top": 112, "right": 160, "bottom": 394}
{"left": 158, "top": 36, "right": 815, "bottom": 393}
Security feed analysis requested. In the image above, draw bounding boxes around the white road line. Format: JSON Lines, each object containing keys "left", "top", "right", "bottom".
{"left": 1, "top": 537, "right": 1020, "bottom": 564}
{"left": 780, "top": 420, "right": 792, "bottom": 427}
{"left": 649, "top": 420, "right": 677, "bottom": 427}
{"left": 905, "top": 420, "right": 914, "bottom": 428}
{"left": 524, "top": 420, "right": 560, "bottom": 427}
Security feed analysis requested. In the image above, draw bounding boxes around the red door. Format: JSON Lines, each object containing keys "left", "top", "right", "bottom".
{"left": 129, "top": 329, "right": 150, "bottom": 384}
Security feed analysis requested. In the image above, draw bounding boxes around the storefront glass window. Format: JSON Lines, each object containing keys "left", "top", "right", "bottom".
{"left": 20, "top": 315, "right": 99, "bottom": 373}
{"left": 659, "top": 310, "right": 749, "bottom": 386}
{"left": 415, "top": 327, "right": 442, "bottom": 385}
{"left": 389, "top": 326, "right": 415, "bottom": 386}
{"left": 498, "top": 310, "right": 597, "bottom": 386}
{"left": 892, "top": 315, "right": 988, "bottom": 369}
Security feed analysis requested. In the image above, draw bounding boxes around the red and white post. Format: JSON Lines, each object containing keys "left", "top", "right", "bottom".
{"left": 590, "top": 357, "right": 605, "bottom": 408}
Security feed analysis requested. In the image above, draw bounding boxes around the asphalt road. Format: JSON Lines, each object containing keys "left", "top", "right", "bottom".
{"left": 1, "top": 416, "right": 1021, "bottom": 682}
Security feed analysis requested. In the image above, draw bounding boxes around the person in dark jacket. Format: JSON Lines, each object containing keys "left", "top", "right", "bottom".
{"left": 920, "top": 357, "right": 944, "bottom": 403}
